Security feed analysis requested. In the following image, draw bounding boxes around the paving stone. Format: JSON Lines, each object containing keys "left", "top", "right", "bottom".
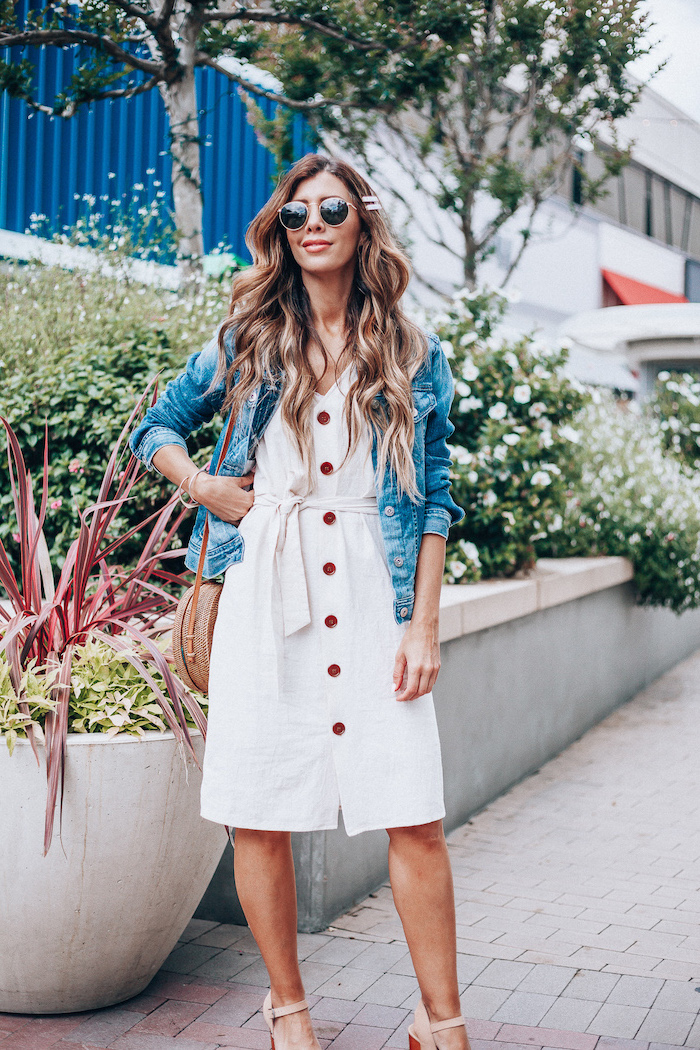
{"left": 191, "top": 948, "right": 262, "bottom": 980}
{"left": 307, "top": 938, "right": 375, "bottom": 966}
{"left": 585, "top": 1003, "right": 648, "bottom": 1038}
{"left": 128, "top": 999, "right": 208, "bottom": 1037}
{"left": 61, "top": 1008, "right": 147, "bottom": 1045}
{"left": 310, "top": 997, "right": 365, "bottom": 1023}
{"left": 473, "top": 961, "right": 536, "bottom": 990}
{"left": 110, "top": 1034, "right": 219, "bottom": 1049}
{"left": 606, "top": 977, "right": 664, "bottom": 1009}
{"left": 227, "top": 959, "right": 272, "bottom": 988}
{"left": 328, "top": 1023, "right": 395, "bottom": 1050}
{"left": 196, "top": 988, "right": 267, "bottom": 1027}
{"left": 494, "top": 1023, "right": 598, "bottom": 1048}
{"left": 352, "top": 941, "right": 410, "bottom": 972}
{"left": 180, "top": 919, "right": 221, "bottom": 942}
{"left": 352, "top": 1003, "right": 409, "bottom": 1028}
{"left": 459, "top": 985, "right": 512, "bottom": 1020}
{"left": 685, "top": 1014, "right": 700, "bottom": 1049}
{"left": 356, "top": 973, "right": 419, "bottom": 1008}
{"left": 160, "top": 943, "right": 222, "bottom": 975}
{"left": 296, "top": 933, "right": 334, "bottom": 959}
{"left": 191, "top": 924, "right": 250, "bottom": 949}
{"left": 313, "top": 968, "right": 384, "bottom": 1001}
{"left": 178, "top": 1021, "right": 270, "bottom": 1047}
{"left": 491, "top": 992, "right": 559, "bottom": 1027}
{"left": 537, "top": 997, "right": 602, "bottom": 1033}
{"left": 561, "top": 973, "right": 621, "bottom": 1002}
{"left": 634, "top": 1009, "right": 696, "bottom": 1044}
{"left": 651, "top": 982, "right": 700, "bottom": 1012}
{"left": 516, "top": 966, "right": 578, "bottom": 996}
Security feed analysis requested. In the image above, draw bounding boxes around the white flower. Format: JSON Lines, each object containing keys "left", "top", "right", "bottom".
{"left": 462, "top": 357, "right": 480, "bottom": 380}
{"left": 559, "top": 424, "right": 580, "bottom": 443}
{"left": 504, "top": 351, "right": 519, "bottom": 370}
{"left": 513, "top": 384, "right": 532, "bottom": 404}
{"left": 531, "top": 470, "right": 552, "bottom": 486}
{"left": 483, "top": 489, "right": 498, "bottom": 507}
{"left": 467, "top": 470, "right": 479, "bottom": 484}
{"left": 440, "top": 340, "right": 455, "bottom": 358}
{"left": 455, "top": 380, "right": 471, "bottom": 397}
{"left": 540, "top": 463, "right": 561, "bottom": 475}
{"left": 452, "top": 446, "right": 473, "bottom": 465}
{"left": 448, "top": 559, "right": 468, "bottom": 578}
{"left": 460, "top": 541, "right": 481, "bottom": 565}
{"left": 502, "top": 433, "right": 520, "bottom": 446}
{"left": 488, "top": 402, "right": 508, "bottom": 420}
{"left": 460, "top": 396, "right": 483, "bottom": 412}
{"left": 493, "top": 444, "right": 508, "bottom": 461}
{"left": 529, "top": 401, "right": 547, "bottom": 418}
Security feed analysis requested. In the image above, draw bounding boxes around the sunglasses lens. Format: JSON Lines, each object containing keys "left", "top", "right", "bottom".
{"left": 279, "top": 202, "right": 307, "bottom": 230}
{"left": 320, "top": 198, "right": 349, "bottom": 226}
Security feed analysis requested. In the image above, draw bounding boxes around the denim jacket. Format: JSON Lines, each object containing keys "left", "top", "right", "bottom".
{"left": 128, "top": 325, "right": 465, "bottom": 626}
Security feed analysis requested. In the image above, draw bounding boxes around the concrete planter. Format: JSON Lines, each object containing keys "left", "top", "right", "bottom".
{"left": 0, "top": 728, "right": 227, "bottom": 1014}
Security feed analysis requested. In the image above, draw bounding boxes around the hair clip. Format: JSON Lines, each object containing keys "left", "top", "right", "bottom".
{"left": 361, "top": 195, "right": 381, "bottom": 211}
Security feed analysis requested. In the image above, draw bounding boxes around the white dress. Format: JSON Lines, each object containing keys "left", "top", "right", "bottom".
{"left": 200, "top": 364, "right": 445, "bottom": 836}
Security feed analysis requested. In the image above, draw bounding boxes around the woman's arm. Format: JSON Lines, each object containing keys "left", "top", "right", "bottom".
{"left": 392, "top": 533, "right": 446, "bottom": 702}
{"left": 153, "top": 444, "right": 255, "bottom": 525}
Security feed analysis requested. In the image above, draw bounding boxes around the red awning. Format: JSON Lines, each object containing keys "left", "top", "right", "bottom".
{"left": 602, "top": 268, "right": 688, "bottom": 306}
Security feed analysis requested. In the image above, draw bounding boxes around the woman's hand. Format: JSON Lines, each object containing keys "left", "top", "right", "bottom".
{"left": 392, "top": 619, "right": 440, "bottom": 702}
{"left": 191, "top": 470, "right": 256, "bottom": 525}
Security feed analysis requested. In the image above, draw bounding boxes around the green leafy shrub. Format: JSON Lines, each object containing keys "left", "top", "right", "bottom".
{"left": 648, "top": 370, "right": 700, "bottom": 471}
{"left": 540, "top": 393, "right": 700, "bottom": 612}
{"left": 0, "top": 259, "right": 233, "bottom": 570}
{"left": 434, "top": 288, "right": 589, "bottom": 583}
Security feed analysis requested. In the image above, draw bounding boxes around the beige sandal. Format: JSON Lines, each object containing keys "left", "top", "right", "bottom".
{"left": 262, "top": 990, "right": 311, "bottom": 1050}
{"left": 408, "top": 1000, "right": 468, "bottom": 1050}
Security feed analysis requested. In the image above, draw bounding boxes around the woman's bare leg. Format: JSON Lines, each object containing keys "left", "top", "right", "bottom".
{"left": 233, "top": 828, "right": 320, "bottom": 1049}
{"left": 386, "top": 821, "right": 470, "bottom": 1050}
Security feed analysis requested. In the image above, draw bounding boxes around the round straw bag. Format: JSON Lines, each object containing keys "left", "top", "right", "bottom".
{"left": 172, "top": 409, "right": 237, "bottom": 694}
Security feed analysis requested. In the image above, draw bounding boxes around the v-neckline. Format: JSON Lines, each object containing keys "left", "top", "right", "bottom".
{"left": 313, "top": 362, "right": 353, "bottom": 400}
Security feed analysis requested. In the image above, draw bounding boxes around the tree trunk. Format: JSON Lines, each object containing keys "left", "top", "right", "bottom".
{"left": 160, "top": 68, "right": 205, "bottom": 287}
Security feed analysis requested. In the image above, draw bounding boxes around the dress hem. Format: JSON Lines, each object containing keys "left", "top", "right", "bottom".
{"left": 200, "top": 805, "right": 446, "bottom": 836}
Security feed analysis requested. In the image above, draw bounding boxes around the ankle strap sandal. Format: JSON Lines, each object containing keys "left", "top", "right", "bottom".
{"left": 408, "top": 1000, "right": 467, "bottom": 1049}
{"left": 262, "top": 991, "right": 310, "bottom": 1049}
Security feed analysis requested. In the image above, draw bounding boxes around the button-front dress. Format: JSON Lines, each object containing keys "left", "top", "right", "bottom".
{"left": 200, "top": 364, "right": 445, "bottom": 836}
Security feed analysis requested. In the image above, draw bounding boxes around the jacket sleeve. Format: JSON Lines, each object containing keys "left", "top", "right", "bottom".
{"left": 422, "top": 332, "right": 466, "bottom": 538}
{"left": 128, "top": 323, "right": 232, "bottom": 474}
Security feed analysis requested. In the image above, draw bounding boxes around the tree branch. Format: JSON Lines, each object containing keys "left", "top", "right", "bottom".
{"left": 196, "top": 54, "right": 359, "bottom": 111}
{"left": 0, "top": 28, "right": 162, "bottom": 76}
{"left": 200, "top": 7, "right": 399, "bottom": 52}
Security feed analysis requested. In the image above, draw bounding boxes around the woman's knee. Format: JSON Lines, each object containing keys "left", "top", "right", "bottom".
{"left": 386, "top": 819, "right": 445, "bottom": 851}
{"left": 233, "top": 827, "right": 292, "bottom": 853}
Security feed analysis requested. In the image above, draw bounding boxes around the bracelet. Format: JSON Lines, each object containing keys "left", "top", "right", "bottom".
{"left": 176, "top": 466, "right": 209, "bottom": 508}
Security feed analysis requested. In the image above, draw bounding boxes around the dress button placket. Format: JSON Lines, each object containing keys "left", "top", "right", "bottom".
{"left": 318, "top": 398, "right": 342, "bottom": 742}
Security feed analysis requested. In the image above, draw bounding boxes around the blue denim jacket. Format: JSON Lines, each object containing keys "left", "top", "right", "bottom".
{"left": 129, "top": 325, "right": 465, "bottom": 626}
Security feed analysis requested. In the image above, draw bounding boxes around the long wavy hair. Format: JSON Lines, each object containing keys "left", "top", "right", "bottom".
{"left": 208, "top": 153, "right": 430, "bottom": 500}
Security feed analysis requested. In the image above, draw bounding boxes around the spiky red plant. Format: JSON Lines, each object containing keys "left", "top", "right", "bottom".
{"left": 0, "top": 384, "right": 206, "bottom": 855}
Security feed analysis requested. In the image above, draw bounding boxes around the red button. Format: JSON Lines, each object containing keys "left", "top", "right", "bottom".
{"left": 323, "top": 511, "right": 336, "bottom": 525}
{"left": 333, "top": 722, "right": 345, "bottom": 735}
{"left": 328, "top": 664, "right": 341, "bottom": 677}
{"left": 317, "top": 410, "right": 330, "bottom": 424}
{"left": 323, "top": 561, "right": 336, "bottom": 575}
{"left": 320, "top": 461, "right": 333, "bottom": 475}
{"left": 325, "top": 614, "right": 338, "bottom": 628}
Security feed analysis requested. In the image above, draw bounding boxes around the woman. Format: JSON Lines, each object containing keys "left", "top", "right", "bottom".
{"left": 129, "top": 154, "right": 468, "bottom": 1050}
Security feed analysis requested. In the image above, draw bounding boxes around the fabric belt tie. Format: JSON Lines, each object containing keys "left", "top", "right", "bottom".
{"left": 253, "top": 489, "right": 379, "bottom": 637}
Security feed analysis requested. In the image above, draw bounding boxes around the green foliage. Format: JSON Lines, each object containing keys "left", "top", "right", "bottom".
{"left": 0, "top": 639, "right": 207, "bottom": 754}
{"left": 0, "top": 254, "right": 230, "bottom": 570}
{"left": 648, "top": 370, "right": 700, "bottom": 471}
{"left": 541, "top": 395, "right": 700, "bottom": 613}
{"left": 435, "top": 288, "right": 589, "bottom": 583}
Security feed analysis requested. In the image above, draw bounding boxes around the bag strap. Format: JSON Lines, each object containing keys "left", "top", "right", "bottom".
{"left": 185, "top": 407, "right": 239, "bottom": 658}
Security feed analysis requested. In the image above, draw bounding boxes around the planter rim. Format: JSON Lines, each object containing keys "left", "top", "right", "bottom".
{"left": 5, "top": 727, "right": 203, "bottom": 749}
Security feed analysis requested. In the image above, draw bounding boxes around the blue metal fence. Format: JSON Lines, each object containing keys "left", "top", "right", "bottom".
{"left": 0, "top": 0, "right": 313, "bottom": 263}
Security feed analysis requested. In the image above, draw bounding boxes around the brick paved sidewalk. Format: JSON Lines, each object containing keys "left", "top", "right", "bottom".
{"left": 2, "top": 650, "right": 700, "bottom": 1049}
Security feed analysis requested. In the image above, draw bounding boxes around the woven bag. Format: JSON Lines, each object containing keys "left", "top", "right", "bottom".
{"left": 172, "top": 408, "right": 238, "bottom": 694}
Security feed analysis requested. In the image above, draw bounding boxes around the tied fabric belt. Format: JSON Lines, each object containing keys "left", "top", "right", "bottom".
{"left": 253, "top": 490, "right": 379, "bottom": 637}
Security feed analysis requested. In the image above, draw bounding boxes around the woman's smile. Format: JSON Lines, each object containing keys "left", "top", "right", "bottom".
{"left": 302, "top": 239, "right": 332, "bottom": 252}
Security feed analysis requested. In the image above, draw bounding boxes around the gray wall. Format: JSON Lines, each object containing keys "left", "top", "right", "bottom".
{"left": 195, "top": 581, "right": 700, "bottom": 932}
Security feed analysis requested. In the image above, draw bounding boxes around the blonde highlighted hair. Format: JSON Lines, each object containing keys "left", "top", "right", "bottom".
{"left": 208, "top": 153, "right": 430, "bottom": 500}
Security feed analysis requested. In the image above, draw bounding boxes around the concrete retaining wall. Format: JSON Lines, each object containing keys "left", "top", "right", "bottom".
{"left": 194, "top": 558, "right": 700, "bottom": 932}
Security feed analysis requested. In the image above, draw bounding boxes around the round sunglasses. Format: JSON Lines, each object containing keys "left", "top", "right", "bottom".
{"left": 278, "top": 194, "right": 381, "bottom": 231}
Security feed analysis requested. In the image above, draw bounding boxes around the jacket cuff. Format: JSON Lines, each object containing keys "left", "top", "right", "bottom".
{"left": 422, "top": 508, "right": 452, "bottom": 539}
{"left": 130, "top": 427, "right": 188, "bottom": 474}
